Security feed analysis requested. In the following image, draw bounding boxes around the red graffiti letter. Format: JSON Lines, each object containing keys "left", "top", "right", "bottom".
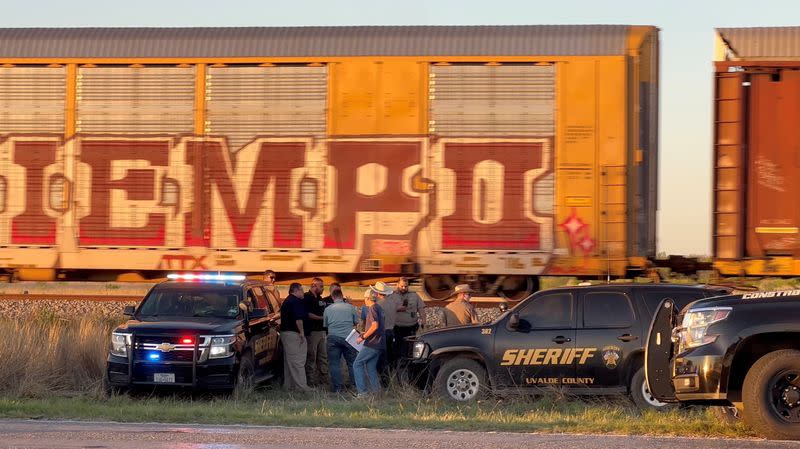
{"left": 184, "top": 141, "right": 306, "bottom": 248}
{"left": 11, "top": 140, "right": 58, "bottom": 245}
{"left": 324, "top": 141, "right": 421, "bottom": 249}
{"left": 79, "top": 140, "right": 168, "bottom": 245}
{"left": 442, "top": 142, "right": 547, "bottom": 250}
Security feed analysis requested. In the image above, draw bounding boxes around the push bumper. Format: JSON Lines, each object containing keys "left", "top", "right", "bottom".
{"left": 671, "top": 350, "right": 726, "bottom": 401}
{"left": 106, "top": 331, "right": 239, "bottom": 390}
{"left": 107, "top": 355, "right": 237, "bottom": 389}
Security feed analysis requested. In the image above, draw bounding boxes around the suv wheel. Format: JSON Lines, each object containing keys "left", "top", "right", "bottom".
{"left": 743, "top": 349, "right": 800, "bottom": 440}
{"left": 630, "top": 366, "right": 671, "bottom": 410}
{"left": 235, "top": 352, "right": 256, "bottom": 395}
{"left": 434, "top": 358, "right": 487, "bottom": 402}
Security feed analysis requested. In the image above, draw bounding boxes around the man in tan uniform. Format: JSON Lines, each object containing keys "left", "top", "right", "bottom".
{"left": 263, "top": 269, "right": 282, "bottom": 307}
{"left": 443, "top": 284, "right": 479, "bottom": 327}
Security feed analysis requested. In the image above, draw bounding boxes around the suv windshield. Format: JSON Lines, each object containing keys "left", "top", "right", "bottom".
{"left": 137, "top": 286, "right": 242, "bottom": 319}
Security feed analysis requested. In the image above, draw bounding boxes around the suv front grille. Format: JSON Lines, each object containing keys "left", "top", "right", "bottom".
{"left": 131, "top": 335, "right": 210, "bottom": 363}
{"left": 136, "top": 336, "right": 183, "bottom": 345}
{"left": 133, "top": 348, "right": 197, "bottom": 362}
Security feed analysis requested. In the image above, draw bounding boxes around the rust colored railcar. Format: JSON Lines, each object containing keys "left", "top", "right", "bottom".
{"left": 714, "top": 27, "right": 800, "bottom": 276}
{"left": 0, "top": 26, "right": 659, "bottom": 298}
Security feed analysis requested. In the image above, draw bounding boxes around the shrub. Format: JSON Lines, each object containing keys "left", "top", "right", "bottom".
{"left": 0, "top": 317, "right": 116, "bottom": 397}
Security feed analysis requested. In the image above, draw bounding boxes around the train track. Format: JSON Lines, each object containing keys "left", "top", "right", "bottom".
{"left": 0, "top": 294, "right": 143, "bottom": 302}
{"left": 0, "top": 293, "right": 509, "bottom": 308}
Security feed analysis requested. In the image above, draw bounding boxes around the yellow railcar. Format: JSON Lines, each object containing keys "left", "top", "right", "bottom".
{"left": 0, "top": 26, "right": 658, "bottom": 298}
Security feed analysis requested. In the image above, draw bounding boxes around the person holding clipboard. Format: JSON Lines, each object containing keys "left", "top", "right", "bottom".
{"left": 352, "top": 281, "right": 391, "bottom": 397}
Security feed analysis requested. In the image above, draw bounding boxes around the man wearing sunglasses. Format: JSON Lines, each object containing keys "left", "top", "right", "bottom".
{"left": 263, "top": 270, "right": 282, "bottom": 306}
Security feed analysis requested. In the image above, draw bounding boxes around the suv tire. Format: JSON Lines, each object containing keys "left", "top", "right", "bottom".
{"left": 434, "top": 358, "right": 488, "bottom": 402}
{"left": 235, "top": 351, "right": 256, "bottom": 396}
{"left": 742, "top": 349, "right": 800, "bottom": 440}
{"left": 630, "top": 366, "right": 672, "bottom": 411}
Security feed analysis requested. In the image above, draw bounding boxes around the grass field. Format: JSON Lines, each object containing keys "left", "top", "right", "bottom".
{"left": 0, "top": 313, "right": 760, "bottom": 438}
{"left": 0, "top": 391, "right": 755, "bottom": 438}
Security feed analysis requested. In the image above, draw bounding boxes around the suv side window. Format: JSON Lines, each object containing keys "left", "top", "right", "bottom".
{"left": 583, "top": 292, "right": 635, "bottom": 328}
{"left": 518, "top": 293, "right": 574, "bottom": 329}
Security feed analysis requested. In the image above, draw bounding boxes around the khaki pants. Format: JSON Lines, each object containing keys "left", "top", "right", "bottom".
{"left": 305, "top": 330, "right": 328, "bottom": 386}
{"left": 282, "top": 331, "right": 310, "bottom": 392}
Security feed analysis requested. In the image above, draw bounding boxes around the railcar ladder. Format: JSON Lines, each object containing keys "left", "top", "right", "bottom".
{"left": 600, "top": 165, "right": 628, "bottom": 279}
{"left": 713, "top": 72, "right": 746, "bottom": 262}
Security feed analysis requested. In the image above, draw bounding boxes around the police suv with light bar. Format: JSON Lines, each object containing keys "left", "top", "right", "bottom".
{"left": 106, "top": 273, "right": 282, "bottom": 392}
{"left": 646, "top": 289, "right": 800, "bottom": 440}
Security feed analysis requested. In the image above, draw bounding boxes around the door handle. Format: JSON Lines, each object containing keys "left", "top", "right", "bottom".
{"left": 617, "top": 334, "right": 638, "bottom": 342}
{"left": 552, "top": 336, "right": 571, "bottom": 344}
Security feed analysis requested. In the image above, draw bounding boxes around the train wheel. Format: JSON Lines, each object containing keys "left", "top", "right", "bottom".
{"left": 495, "top": 276, "right": 538, "bottom": 301}
{"left": 423, "top": 275, "right": 456, "bottom": 300}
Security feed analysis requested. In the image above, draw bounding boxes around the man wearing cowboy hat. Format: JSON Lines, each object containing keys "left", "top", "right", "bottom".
{"left": 443, "top": 284, "right": 479, "bottom": 327}
{"left": 353, "top": 281, "right": 391, "bottom": 396}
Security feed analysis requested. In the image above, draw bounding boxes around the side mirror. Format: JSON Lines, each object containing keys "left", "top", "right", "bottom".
{"left": 498, "top": 302, "right": 509, "bottom": 313}
{"left": 508, "top": 312, "right": 520, "bottom": 331}
{"left": 123, "top": 305, "right": 135, "bottom": 317}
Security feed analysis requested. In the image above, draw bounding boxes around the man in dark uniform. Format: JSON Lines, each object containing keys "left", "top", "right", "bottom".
{"left": 304, "top": 277, "right": 333, "bottom": 386}
{"left": 280, "top": 283, "right": 311, "bottom": 392}
{"left": 390, "top": 278, "right": 426, "bottom": 359}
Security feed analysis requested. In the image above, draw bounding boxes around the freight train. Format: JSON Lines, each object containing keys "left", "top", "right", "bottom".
{"left": 0, "top": 25, "right": 659, "bottom": 298}
{"left": 5, "top": 25, "right": 791, "bottom": 298}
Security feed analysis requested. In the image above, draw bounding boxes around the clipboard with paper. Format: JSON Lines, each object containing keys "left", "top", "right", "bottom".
{"left": 346, "top": 329, "right": 364, "bottom": 352}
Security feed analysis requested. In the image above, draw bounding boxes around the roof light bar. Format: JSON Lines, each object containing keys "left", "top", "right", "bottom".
{"left": 167, "top": 273, "right": 246, "bottom": 282}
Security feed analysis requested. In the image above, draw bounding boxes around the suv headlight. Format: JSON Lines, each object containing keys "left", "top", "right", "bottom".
{"left": 110, "top": 332, "right": 131, "bottom": 358}
{"left": 677, "top": 307, "right": 731, "bottom": 351}
{"left": 412, "top": 341, "right": 426, "bottom": 359}
{"left": 207, "top": 335, "right": 236, "bottom": 359}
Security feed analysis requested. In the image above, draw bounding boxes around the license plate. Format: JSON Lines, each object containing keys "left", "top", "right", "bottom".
{"left": 153, "top": 373, "right": 175, "bottom": 383}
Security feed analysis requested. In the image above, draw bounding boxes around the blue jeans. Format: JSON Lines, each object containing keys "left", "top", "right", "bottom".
{"left": 326, "top": 334, "right": 357, "bottom": 392}
{"left": 353, "top": 346, "right": 383, "bottom": 394}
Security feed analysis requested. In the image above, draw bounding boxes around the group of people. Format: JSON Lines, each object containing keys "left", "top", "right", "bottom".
{"left": 267, "top": 270, "right": 478, "bottom": 397}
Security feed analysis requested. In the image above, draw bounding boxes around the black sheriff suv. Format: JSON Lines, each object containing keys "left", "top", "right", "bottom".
{"left": 407, "top": 283, "right": 729, "bottom": 409}
{"left": 106, "top": 273, "right": 282, "bottom": 392}
{"left": 646, "top": 289, "right": 800, "bottom": 440}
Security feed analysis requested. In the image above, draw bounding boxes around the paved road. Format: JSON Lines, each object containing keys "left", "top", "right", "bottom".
{"left": 1, "top": 419, "right": 799, "bottom": 449}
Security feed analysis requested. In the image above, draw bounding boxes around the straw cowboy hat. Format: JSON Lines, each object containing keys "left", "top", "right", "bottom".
{"left": 369, "top": 281, "right": 394, "bottom": 296}
{"left": 451, "top": 284, "right": 473, "bottom": 297}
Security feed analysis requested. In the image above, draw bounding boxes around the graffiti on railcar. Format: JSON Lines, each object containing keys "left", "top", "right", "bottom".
{"left": 0, "top": 134, "right": 559, "bottom": 273}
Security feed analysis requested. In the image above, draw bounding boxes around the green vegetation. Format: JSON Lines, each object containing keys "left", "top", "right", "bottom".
{"left": 0, "top": 392, "right": 755, "bottom": 438}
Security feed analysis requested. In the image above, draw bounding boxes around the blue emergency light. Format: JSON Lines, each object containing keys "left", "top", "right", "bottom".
{"left": 148, "top": 353, "right": 160, "bottom": 361}
{"left": 167, "top": 273, "right": 246, "bottom": 282}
